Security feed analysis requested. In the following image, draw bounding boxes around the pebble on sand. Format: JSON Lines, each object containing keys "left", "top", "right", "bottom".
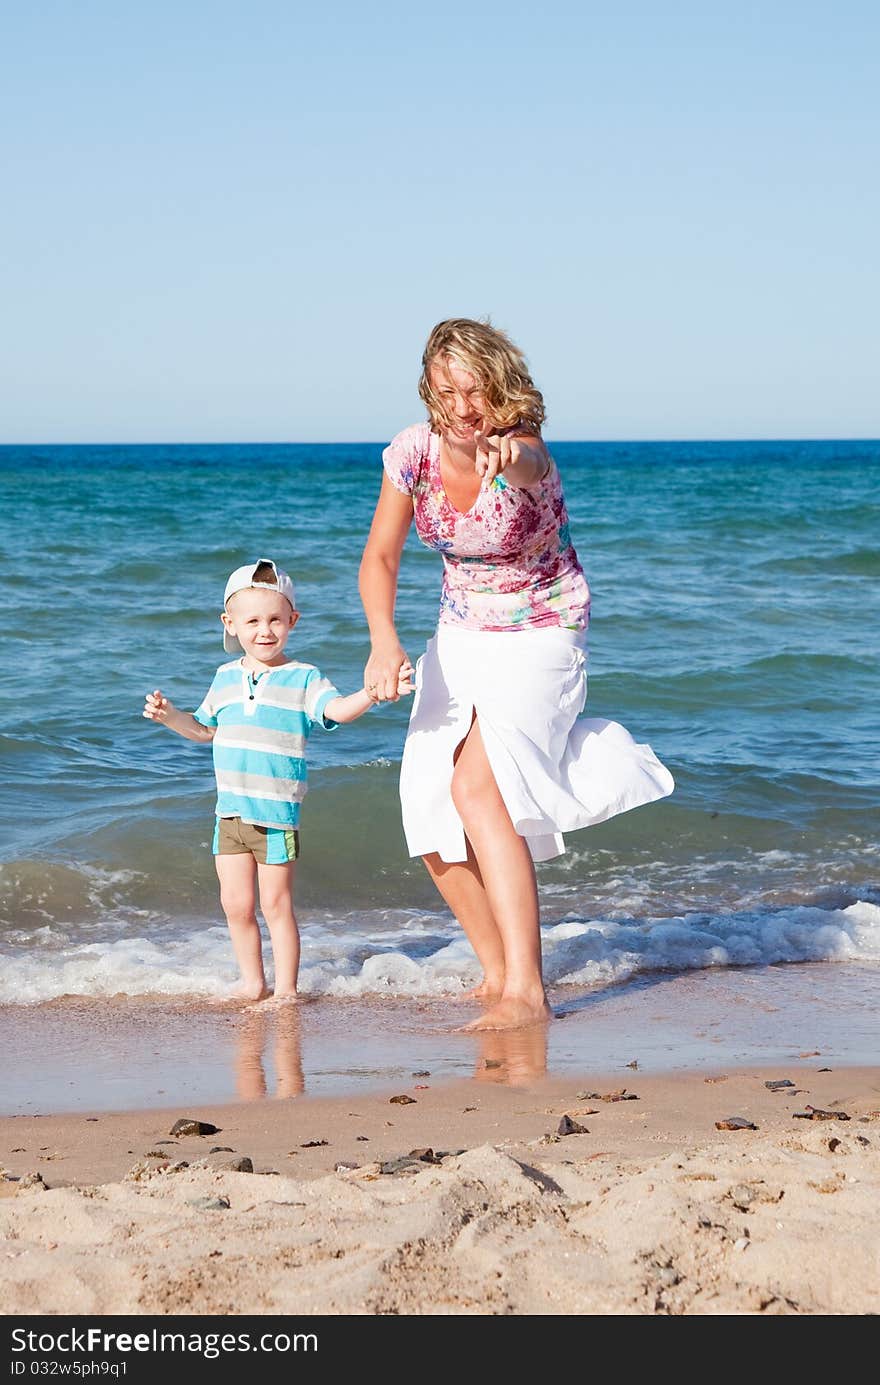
{"left": 169, "top": 1118, "right": 220, "bottom": 1137}
{"left": 715, "top": 1117, "right": 758, "bottom": 1131}
{"left": 793, "top": 1107, "right": 850, "bottom": 1121}
{"left": 578, "top": 1089, "right": 639, "bottom": 1103}
{"left": 558, "top": 1115, "right": 589, "bottom": 1137}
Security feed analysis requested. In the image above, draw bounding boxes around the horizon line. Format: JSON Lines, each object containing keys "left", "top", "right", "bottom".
{"left": 1, "top": 435, "right": 879, "bottom": 448}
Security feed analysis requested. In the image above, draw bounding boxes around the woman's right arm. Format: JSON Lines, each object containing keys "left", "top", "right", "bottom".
{"left": 359, "top": 475, "right": 414, "bottom": 702}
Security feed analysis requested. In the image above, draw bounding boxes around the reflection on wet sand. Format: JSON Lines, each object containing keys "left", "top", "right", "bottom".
{"left": 472, "top": 1023, "right": 548, "bottom": 1086}
{"left": 234, "top": 1003, "right": 305, "bottom": 1101}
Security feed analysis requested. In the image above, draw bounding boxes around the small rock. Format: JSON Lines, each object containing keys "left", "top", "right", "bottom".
{"left": 334, "top": 1161, "right": 360, "bottom": 1173}
{"left": 856, "top": 1135, "right": 870, "bottom": 1147}
{"left": 703, "top": 1076, "right": 728, "bottom": 1084}
{"left": 793, "top": 1107, "right": 850, "bottom": 1121}
{"left": 411, "top": 1070, "right": 431, "bottom": 1077}
{"left": 145, "top": 1150, "right": 170, "bottom": 1159}
{"left": 206, "top": 1155, "right": 253, "bottom": 1173}
{"left": 186, "top": 1196, "right": 230, "bottom": 1211}
{"left": 715, "top": 1117, "right": 758, "bottom": 1131}
{"left": 828, "top": 1137, "right": 842, "bottom": 1152}
{"left": 356, "top": 1135, "right": 370, "bottom": 1142}
{"left": 17, "top": 1172, "right": 47, "bottom": 1193}
{"left": 300, "top": 1139, "right": 329, "bottom": 1148}
{"left": 730, "top": 1184, "right": 756, "bottom": 1209}
{"left": 169, "top": 1118, "right": 220, "bottom": 1137}
{"left": 407, "top": 1147, "right": 441, "bottom": 1163}
{"left": 764, "top": 1080, "right": 795, "bottom": 1091}
{"left": 481, "top": 1059, "right": 503, "bottom": 1069}
{"left": 338, "top": 1162, "right": 382, "bottom": 1181}
{"left": 579, "top": 1089, "right": 639, "bottom": 1103}
{"left": 209, "top": 1146, "right": 235, "bottom": 1154}
{"left": 657, "top": 1266, "right": 679, "bottom": 1286}
{"left": 389, "top": 1094, "right": 417, "bottom": 1105}
{"left": 380, "top": 1156, "right": 421, "bottom": 1175}
{"left": 558, "top": 1115, "right": 589, "bottom": 1136}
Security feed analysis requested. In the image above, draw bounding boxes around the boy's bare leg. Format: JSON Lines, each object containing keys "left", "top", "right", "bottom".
{"left": 256, "top": 861, "right": 300, "bottom": 999}
{"left": 215, "top": 853, "right": 269, "bottom": 1000}
{"left": 450, "top": 717, "right": 551, "bottom": 1031}
{"left": 422, "top": 844, "right": 506, "bottom": 999}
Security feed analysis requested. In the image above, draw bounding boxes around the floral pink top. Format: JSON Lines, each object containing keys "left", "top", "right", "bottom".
{"left": 383, "top": 423, "right": 591, "bottom": 632}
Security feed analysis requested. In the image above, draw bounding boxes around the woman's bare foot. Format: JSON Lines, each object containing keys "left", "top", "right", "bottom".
{"left": 461, "top": 994, "right": 552, "bottom": 1032}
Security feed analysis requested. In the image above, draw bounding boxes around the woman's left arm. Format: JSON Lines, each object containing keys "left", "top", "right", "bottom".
{"left": 474, "top": 429, "right": 550, "bottom": 488}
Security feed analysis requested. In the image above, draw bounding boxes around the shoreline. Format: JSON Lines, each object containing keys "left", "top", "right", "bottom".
{"left": 2, "top": 1065, "right": 878, "bottom": 1314}
{"left": 4, "top": 959, "right": 879, "bottom": 1116}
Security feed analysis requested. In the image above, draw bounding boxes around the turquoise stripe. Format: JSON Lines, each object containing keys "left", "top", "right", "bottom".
{"left": 214, "top": 706, "right": 313, "bottom": 735}
{"left": 265, "top": 827, "right": 295, "bottom": 865}
{"left": 212, "top": 745, "right": 307, "bottom": 780}
{"left": 212, "top": 819, "right": 220, "bottom": 853}
{"left": 313, "top": 686, "right": 340, "bottom": 729}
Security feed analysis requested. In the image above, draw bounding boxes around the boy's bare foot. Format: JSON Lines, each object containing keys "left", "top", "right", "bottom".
{"left": 461, "top": 995, "right": 553, "bottom": 1032}
{"left": 229, "top": 980, "right": 270, "bottom": 1002}
{"left": 265, "top": 990, "right": 300, "bottom": 1006}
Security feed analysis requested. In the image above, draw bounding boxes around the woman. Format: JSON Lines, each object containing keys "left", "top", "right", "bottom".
{"left": 360, "top": 319, "right": 673, "bottom": 1031}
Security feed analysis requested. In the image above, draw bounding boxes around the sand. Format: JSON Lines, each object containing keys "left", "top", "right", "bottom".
{"left": 2, "top": 1066, "right": 879, "bottom": 1315}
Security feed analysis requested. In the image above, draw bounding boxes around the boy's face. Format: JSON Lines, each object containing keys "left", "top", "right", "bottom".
{"left": 222, "top": 586, "right": 298, "bottom": 664}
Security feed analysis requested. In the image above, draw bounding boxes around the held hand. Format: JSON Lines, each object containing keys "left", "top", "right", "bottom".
{"left": 474, "top": 429, "right": 548, "bottom": 485}
{"left": 396, "top": 661, "right": 415, "bottom": 697}
{"left": 365, "top": 643, "right": 409, "bottom": 703}
{"left": 143, "top": 688, "right": 174, "bottom": 723}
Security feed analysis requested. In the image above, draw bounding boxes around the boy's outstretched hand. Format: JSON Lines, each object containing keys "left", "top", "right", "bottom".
{"left": 143, "top": 688, "right": 175, "bottom": 723}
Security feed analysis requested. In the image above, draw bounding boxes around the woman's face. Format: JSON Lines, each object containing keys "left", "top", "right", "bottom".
{"left": 429, "top": 356, "right": 488, "bottom": 442}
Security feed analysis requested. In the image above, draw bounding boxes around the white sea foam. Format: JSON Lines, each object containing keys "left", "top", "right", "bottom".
{"left": 0, "top": 901, "right": 878, "bottom": 1004}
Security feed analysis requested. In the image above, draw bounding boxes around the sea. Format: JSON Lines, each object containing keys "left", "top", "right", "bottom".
{"left": 1, "top": 438, "right": 878, "bottom": 1109}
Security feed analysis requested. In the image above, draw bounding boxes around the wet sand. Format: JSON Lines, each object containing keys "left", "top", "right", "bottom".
{"left": 3, "top": 959, "right": 879, "bottom": 1114}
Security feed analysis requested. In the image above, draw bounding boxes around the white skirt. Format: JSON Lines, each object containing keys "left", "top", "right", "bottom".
{"left": 400, "top": 624, "right": 674, "bottom": 864}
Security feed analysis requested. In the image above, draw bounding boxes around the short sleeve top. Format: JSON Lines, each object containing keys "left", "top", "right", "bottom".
{"left": 383, "top": 423, "right": 591, "bottom": 632}
{"left": 193, "top": 659, "right": 339, "bottom": 827}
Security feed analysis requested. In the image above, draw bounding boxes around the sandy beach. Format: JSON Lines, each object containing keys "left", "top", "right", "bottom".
{"left": 2, "top": 1065, "right": 878, "bottom": 1316}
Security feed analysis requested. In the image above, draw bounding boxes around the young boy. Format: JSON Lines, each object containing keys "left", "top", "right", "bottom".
{"left": 143, "top": 558, "right": 412, "bottom": 1002}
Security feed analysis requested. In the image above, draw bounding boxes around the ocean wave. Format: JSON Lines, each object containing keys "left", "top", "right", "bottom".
{"left": 1, "top": 900, "right": 877, "bottom": 1004}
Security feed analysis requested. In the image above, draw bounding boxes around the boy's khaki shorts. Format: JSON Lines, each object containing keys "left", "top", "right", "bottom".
{"left": 212, "top": 817, "right": 300, "bottom": 864}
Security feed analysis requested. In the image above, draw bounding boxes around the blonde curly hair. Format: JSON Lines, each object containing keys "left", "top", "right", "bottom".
{"left": 418, "top": 318, "right": 546, "bottom": 434}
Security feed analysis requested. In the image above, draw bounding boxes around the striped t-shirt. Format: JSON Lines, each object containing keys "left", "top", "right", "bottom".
{"left": 193, "top": 659, "right": 340, "bottom": 829}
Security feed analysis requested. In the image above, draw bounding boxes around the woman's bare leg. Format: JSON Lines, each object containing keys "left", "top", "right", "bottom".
{"left": 422, "top": 842, "right": 506, "bottom": 998}
{"left": 450, "top": 717, "right": 551, "bottom": 1030}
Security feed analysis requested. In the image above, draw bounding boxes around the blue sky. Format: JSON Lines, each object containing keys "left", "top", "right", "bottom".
{"left": 2, "top": 1, "right": 877, "bottom": 441}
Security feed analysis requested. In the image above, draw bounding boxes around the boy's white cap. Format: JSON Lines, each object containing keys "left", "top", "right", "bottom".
{"left": 222, "top": 559, "right": 297, "bottom": 654}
